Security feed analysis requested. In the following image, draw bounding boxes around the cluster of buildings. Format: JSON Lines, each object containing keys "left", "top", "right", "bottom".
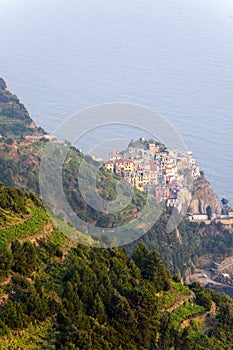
{"left": 188, "top": 212, "right": 233, "bottom": 228}
{"left": 104, "top": 140, "right": 200, "bottom": 209}
{"left": 24, "top": 134, "right": 57, "bottom": 142}
{"left": 215, "top": 212, "right": 233, "bottom": 228}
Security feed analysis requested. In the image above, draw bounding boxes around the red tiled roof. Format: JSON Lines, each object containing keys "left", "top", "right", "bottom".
{"left": 150, "top": 164, "right": 157, "bottom": 171}
{"left": 115, "top": 159, "right": 133, "bottom": 163}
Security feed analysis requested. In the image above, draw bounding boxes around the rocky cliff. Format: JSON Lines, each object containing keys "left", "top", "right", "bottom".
{"left": 189, "top": 176, "right": 222, "bottom": 215}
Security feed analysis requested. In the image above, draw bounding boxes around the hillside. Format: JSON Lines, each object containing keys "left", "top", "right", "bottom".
{"left": 0, "top": 78, "right": 43, "bottom": 139}
{"left": 0, "top": 138, "right": 146, "bottom": 230}
{"left": 0, "top": 79, "right": 232, "bottom": 278}
{"left": 0, "top": 184, "right": 233, "bottom": 349}
{"left": 1, "top": 135, "right": 231, "bottom": 278}
{"left": 125, "top": 206, "right": 233, "bottom": 276}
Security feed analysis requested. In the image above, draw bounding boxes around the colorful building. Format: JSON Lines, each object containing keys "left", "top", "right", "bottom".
{"left": 104, "top": 161, "right": 114, "bottom": 172}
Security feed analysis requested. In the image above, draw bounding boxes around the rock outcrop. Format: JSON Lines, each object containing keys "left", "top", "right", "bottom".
{"left": 189, "top": 176, "right": 221, "bottom": 215}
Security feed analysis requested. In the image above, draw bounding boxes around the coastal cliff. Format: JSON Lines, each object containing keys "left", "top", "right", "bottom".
{"left": 0, "top": 78, "right": 40, "bottom": 138}
{"left": 0, "top": 78, "right": 230, "bottom": 279}
{"left": 189, "top": 176, "right": 222, "bottom": 215}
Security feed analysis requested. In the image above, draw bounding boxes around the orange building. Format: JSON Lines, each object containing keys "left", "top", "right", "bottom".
{"left": 149, "top": 143, "right": 160, "bottom": 153}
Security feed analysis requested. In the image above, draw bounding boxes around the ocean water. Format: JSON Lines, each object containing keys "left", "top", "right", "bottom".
{"left": 0, "top": 0, "right": 233, "bottom": 202}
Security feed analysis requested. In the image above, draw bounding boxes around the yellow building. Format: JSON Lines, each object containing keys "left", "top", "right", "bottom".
{"left": 115, "top": 159, "right": 134, "bottom": 174}
{"left": 130, "top": 172, "right": 144, "bottom": 191}
{"left": 104, "top": 161, "right": 114, "bottom": 172}
{"left": 124, "top": 160, "right": 134, "bottom": 172}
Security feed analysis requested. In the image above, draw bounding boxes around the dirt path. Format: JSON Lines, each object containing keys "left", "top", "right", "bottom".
{"left": 18, "top": 232, "right": 48, "bottom": 245}
{"left": 0, "top": 275, "right": 12, "bottom": 286}
{"left": 17, "top": 222, "right": 53, "bottom": 245}
{"left": 210, "top": 301, "right": 216, "bottom": 314}
{"left": 0, "top": 276, "right": 12, "bottom": 308}
{"left": 0, "top": 293, "right": 9, "bottom": 307}
{"left": 180, "top": 301, "right": 216, "bottom": 329}
{"left": 167, "top": 294, "right": 191, "bottom": 313}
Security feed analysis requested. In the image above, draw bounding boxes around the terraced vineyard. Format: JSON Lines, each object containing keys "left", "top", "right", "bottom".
{"left": 171, "top": 302, "right": 206, "bottom": 327}
{"left": 0, "top": 183, "right": 232, "bottom": 349}
{"left": 0, "top": 206, "right": 50, "bottom": 248}
{"left": 0, "top": 319, "right": 54, "bottom": 350}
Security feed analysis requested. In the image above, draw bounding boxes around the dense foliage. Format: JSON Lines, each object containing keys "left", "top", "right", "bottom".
{"left": 0, "top": 239, "right": 233, "bottom": 349}
{"left": 126, "top": 206, "right": 233, "bottom": 275}
{"left": 0, "top": 184, "right": 232, "bottom": 349}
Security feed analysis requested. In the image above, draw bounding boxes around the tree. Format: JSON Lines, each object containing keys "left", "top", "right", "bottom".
{"left": 92, "top": 293, "right": 107, "bottom": 323}
{"left": 206, "top": 205, "right": 212, "bottom": 220}
{"left": 132, "top": 243, "right": 150, "bottom": 270}
{"left": 0, "top": 249, "right": 13, "bottom": 279}
{"left": 221, "top": 198, "right": 229, "bottom": 206}
{"left": 200, "top": 170, "right": 205, "bottom": 177}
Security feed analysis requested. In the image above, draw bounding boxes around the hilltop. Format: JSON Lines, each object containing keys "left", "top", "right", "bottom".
{"left": 106, "top": 137, "right": 222, "bottom": 217}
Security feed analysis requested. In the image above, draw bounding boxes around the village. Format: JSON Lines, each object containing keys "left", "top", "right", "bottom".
{"left": 23, "top": 134, "right": 233, "bottom": 229}
{"left": 104, "top": 139, "right": 233, "bottom": 228}
{"left": 104, "top": 138, "right": 199, "bottom": 207}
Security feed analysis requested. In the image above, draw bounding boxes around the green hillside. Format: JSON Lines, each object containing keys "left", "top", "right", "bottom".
{"left": 0, "top": 78, "right": 43, "bottom": 139}
{"left": 126, "top": 206, "right": 233, "bottom": 276}
{"left": 0, "top": 184, "right": 232, "bottom": 349}
{"left": 0, "top": 134, "right": 232, "bottom": 276}
{"left": 0, "top": 138, "right": 147, "bottom": 232}
{"left": 0, "top": 79, "right": 232, "bottom": 277}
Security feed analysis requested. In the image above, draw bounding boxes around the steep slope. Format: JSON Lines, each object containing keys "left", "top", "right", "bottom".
{"left": 0, "top": 78, "right": 43, "bottom": 139}
{"left": 126, "top": 206, "right": 233, "bottom": 277}
{"left": 0, "top": 79, "right": 231, "bottom": 278}
{"left": 0, "top": 184, "right": 233, "bottom": 349}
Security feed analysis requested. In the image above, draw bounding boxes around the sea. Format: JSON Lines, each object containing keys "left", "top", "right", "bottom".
{"left": 0, "top": 0, "right": 233, "bottom": 203}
